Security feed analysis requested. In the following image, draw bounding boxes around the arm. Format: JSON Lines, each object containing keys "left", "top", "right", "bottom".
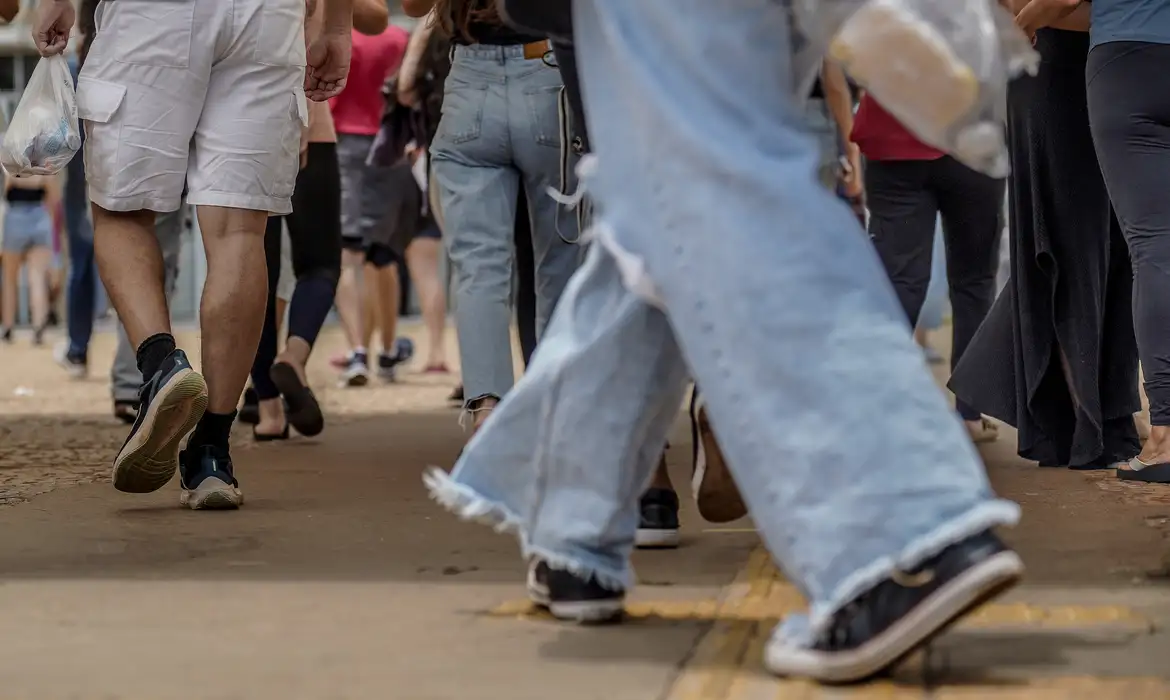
{"left": 821, "top": 61, "right": 863, "bottom": 198}
{"left": 0, "top": 0, "right": 20, "bottom": 23}
{"left": 820, "top": 61, "right": 854, "bottom": 149}
{"left": 43, "top": 174, "right": 62, "bottom": 212}
{"left": 324, "top": 0, "right": 354, "bottom": 34}
{"left": 1049, "top": 2, "right": 1090, "bottom": 30}
{"left": 353, "top": 0, "right": 388, "bottom": 35}
{"left": 397, "top": 15, "right": 436, "bottom": 104}
{"left": 403, "top": 0, "right": 436, "bottom": 19}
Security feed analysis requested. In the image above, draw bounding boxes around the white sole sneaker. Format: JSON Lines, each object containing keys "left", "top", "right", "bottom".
{"left": 180, "top": 476, "right": 244, "bottom": 510}
{"left": 764, "top": 550, "right": 1024, "bottom": 683}
{"left": 635, "top": 527, "right": 681, "bottom": 549}
{"left": 112, "top": 369, "right": 208, "bottom": 494}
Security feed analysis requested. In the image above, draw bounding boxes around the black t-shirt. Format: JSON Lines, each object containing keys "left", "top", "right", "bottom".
{"left": 450, "top": 0, "right": 544, "bottom": 45}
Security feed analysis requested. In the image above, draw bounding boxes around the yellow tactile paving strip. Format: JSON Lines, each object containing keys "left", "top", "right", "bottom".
{"left": 488, "top": 548, "right": 1168, "bottom": 698}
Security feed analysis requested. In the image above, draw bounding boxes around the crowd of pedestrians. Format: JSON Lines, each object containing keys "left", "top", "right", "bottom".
{"left": 7, "top": 0, "right": 1169, "bottom": 688}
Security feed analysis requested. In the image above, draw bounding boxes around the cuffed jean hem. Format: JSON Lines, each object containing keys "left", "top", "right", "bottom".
{"left": 776, "top": 499, "right": 1021, "bottom": 647}
{"left": 423, "top": 466, "right": 632, "bottom": 591}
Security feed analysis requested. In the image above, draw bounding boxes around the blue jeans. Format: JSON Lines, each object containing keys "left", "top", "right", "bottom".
{"left": 427, "top": 0, "right": 1018, "bottom": 645}
{"left": 65, "top": 57, "right": 96, "bottom": 360}
{"left": 431, "top": 44, "right": 581, "bottom": 407}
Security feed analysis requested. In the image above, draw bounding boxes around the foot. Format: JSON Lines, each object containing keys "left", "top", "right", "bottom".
{"left": 377, "top": 337, "right": 415, "bottom": 382}
{"left": 270, "top": 361, "right": 324, "bottom": 436}
{"left": 636, "top": 487, "right": 681, "bottom": 549}
{"left": 54, "top": 342, "right": 87, "bottom": 379}
{"left": 112, "top": 400, "right": 139, "bottom": 425}
{"left": 690, "top": 390, "right": 748, "bottom": 523}
{"left": 179, "top": 444, "right": 243, "bottom": 510}
{"left": 340, "top": 351, "right": 370, "bottom": 388}
{"left": 965, "top": 417, "right": 999, "bottom": 444}
{"left": 112, "top": 349, "right": 208, "bottom": 494}
{"left": 1, "top": 327, "right": 11, "bottom": 343}
{"left": 329, "top": 351, "right": 351, "bottom": 370}
{"left": 764, "top": 530, "right": 1023, "bottom": 684}
{"left": 527, "top": 559, "right": 625, "bottom": 624}
{"left": 237, "top": 387, "right": 260, "bottom": 425}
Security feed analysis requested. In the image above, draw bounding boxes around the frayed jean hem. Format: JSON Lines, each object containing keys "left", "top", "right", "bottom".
{"left": 423, "top": 466, "right": 634, "bottom": 592}
{"left": 776, "top": 499, "right": 1022, "bottom": 647}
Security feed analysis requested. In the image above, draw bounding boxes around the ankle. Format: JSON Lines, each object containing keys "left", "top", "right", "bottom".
{"left": 189, "top": 410, "right": 237, "bottom": 450}
{"left": 136, "top": 332, "right": 177, "bottom": 379}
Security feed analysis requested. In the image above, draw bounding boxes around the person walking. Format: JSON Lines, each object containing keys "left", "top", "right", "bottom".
{"left": 425, "top": 0, "right": 1023, "bottom": 684}
{"left": 33, "top": 0, "right": 353, "bottom": 510}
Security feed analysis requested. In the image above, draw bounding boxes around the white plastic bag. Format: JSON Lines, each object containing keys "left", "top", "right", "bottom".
{"left": 794, "top": 0, "right": 1038, "bottom": 177}
{"left": 0, "top": 54, "right": 81, "bottom": 177}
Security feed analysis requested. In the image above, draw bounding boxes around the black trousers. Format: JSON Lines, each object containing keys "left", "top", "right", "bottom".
{"left": 251, "top": 143, "right": 343, "bottom": 400}
{"left": 867, "top": 156, "right": 1004, "bottom": 421}
{"left": 1088, "top": 41, "right": 1170, "bottom": 425}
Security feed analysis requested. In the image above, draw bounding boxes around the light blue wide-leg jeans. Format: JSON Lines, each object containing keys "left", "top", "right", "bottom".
{"left": 427, "top": 0, "right": 1019, "bottom": 645}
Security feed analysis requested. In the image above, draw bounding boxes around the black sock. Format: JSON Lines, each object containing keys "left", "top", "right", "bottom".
{"left": 189, "top": 411, "right": 236, "bottom": 450}
{"left": 136, "top": 333, "right": 177, "bottom": 380}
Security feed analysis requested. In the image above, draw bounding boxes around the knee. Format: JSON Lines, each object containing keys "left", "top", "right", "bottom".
{"left": 299, "top": 265, "right": 340, "bottom": 295}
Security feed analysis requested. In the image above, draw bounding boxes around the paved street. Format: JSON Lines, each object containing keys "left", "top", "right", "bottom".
{"left": 1, "top": 323, "right": 1168, "bottom": 699}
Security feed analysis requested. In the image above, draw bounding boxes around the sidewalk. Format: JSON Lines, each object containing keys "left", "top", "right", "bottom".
{"left": 0, "top": 326, "right": 1168, "bottom": 699}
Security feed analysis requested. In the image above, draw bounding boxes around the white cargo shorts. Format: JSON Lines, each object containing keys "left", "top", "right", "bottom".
{"left": 77, "top": 0, "right": 310, "bottom": 215}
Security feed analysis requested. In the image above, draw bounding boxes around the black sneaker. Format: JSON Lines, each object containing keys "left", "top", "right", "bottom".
{"left": 1, "top": 327, "right": 10, "bottom": 343}
{"left": 377, "top": 337, "right": 415, "bottom": 382}
{"left": 112, "top": 349, "right": 208, "bottom": 494}
{"left": 527, "top": 559, "right": 625, "bottom": 624}
{"left": 635, "top": 487, "right": 680, "bottom": 549}
{"left": 764, "top": 530, "right": 1023, "bottom": 684}
{"left": 179, "top": 444, "right": 243, "bottom": 510}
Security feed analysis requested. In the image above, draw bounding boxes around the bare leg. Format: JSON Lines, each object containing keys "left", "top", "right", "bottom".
{"left": 373, "top": 263, "right": 401, "bottom": 354}
{"left": 25, "top": 246, "right": 53, "bottom": 330}
{"left": 335, "top": 248, "right": 366, "bottom": 352}
{"left": 195, "top": 205, "right": 269, "bottom": 414}
{"left": 406, "top": 237, "right": 448, "bottom": 368}
{"left": 1, "top": 252, "right": 20, "bottom": 332}
{"left": 93, "top": 208, "right": 170, "bottom": 346}
{"left": 362, "top": 261, "right": 379, "bottom": 350}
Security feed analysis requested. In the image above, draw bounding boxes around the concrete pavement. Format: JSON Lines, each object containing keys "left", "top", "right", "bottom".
{"left": 0, "top": 325, "right": 1168, "bottom": 699}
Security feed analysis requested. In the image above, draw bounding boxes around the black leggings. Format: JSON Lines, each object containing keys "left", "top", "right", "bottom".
{"left": 250, "top": 142, "right": 343, "bottom": 400}
{"left": 1088, "top": 41, "right": 1170, "bottom": 425}
{"left": 867, "top": 156, "right": 1004, "bottom": 421}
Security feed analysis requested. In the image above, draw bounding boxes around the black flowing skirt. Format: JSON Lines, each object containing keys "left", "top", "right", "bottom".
{"left": 949, "top": 29, "right": 1140, "bottom": 467}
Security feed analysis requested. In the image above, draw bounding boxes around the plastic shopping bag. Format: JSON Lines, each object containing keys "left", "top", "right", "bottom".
{"left": 794, "top": 0, "right": 1038, "bottom": 177}
{"left": 0, "top": 54, "right": 81, "bottom": 177}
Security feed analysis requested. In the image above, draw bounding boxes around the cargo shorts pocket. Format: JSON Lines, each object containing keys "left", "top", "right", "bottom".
{"left": 275, "top": 88, "right": 311, "bottom": 200}
{"left": 107, "top": 0, "right": 195, "bottom": 69}
{"left": 255, "top": 0, "right": 308, "bottom": 68}
{"left": 75, "top": 77, "right": 128, "bottom": 194}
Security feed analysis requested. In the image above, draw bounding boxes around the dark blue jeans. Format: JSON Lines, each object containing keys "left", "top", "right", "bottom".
{"left": 64, "top": 170, "right": 95, "bottom": 359}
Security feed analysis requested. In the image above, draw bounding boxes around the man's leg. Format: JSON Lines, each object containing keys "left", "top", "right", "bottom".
{"left": 177, "top": 0, "right": 306, "bottom": 509}
{"left": 111, "top": 205, "right": 186, "bottom": 420}
{"left": 335, "top": 134, "right": 374, "bottom": 385}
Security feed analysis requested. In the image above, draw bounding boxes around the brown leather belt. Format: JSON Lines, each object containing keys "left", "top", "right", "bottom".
{"left": 522, "top": 39, "right": 551, "bottom": 61}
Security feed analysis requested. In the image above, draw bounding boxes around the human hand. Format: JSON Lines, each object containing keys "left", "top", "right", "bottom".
{"left": 1015, "top": 0, "right": 1080, "bottom": 38}
{"left": 305, "top": 31, "right": 351, "bottom": 101}
{"left": 841, "top": 142, "right": 863, "bottom": 199}
{"left": 32, "top": 0, "right": 74, "bottom": 56}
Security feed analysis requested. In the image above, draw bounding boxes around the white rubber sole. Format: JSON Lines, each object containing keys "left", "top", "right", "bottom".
{"left": 635, "top": 527, "right": 681, "bottom": 549}
{"left": 112, "top": 369, "right": 208, "bottom": 494}
{"left": 180, "top": 476, "right": 243, "bottom": 510}
{"left": 764, "top": 551, "right": 1024, "bottom": 684}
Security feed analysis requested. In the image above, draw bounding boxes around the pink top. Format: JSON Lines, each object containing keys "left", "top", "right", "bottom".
{"left": 330, "top": 26, "right": 409, "bottom": 136}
